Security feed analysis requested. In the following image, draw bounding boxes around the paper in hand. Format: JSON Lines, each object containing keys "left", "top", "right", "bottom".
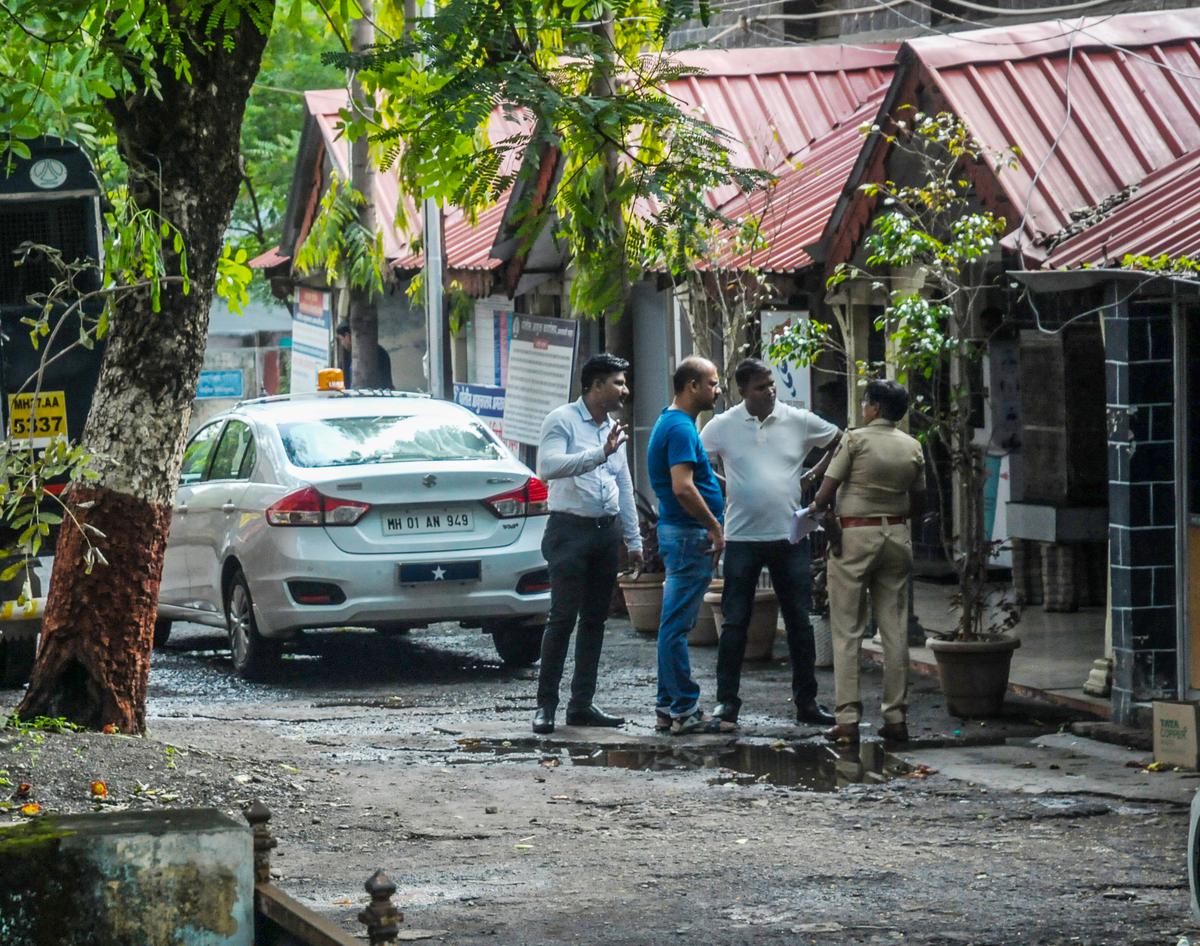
{"left": 789, "top": 506, "right": 822, "bottom": 544}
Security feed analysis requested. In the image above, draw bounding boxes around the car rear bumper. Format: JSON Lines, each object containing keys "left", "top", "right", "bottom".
{"left": 245, "top": 524, "right": 551, "bottom": 638}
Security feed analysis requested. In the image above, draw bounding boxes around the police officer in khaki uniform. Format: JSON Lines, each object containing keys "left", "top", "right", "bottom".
{"left": 807, "top": 379, "right": 925, "bottom": 744}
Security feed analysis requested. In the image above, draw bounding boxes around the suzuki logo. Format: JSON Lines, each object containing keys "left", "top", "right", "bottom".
{"left": 422, "top": 474, "right": 437, "bottom": 488}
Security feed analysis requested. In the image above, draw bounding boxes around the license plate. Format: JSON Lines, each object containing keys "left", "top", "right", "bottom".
{"left": 7, "top": 390, "right": 67, "bottom": 448}
{"left": 383, "top": 508, "right": 473, "bottom": 535}
{"left": 398, "top": 561, "right": 482, "bottom": 584}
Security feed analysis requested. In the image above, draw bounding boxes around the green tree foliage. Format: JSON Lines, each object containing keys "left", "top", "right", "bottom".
{"left": 230, "top": 3, "right": 344, "bottom": 256}
{"left": 334, "top": 0, "right": 768, "bottom": 318}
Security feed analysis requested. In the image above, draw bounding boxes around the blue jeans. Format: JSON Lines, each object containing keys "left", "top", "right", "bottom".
{"left": 655, "top": 522, "right": 715, "bottom": 718}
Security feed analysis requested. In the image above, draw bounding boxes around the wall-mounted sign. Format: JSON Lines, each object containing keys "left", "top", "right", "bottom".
{"left": 760, "top": 311, "right": 811, "bottom": 408}
{"left": 291, "top": 288, "right": 332, "bottom": 394}
{"left": 501, "top": 315, "right": 578, "bottom": 446}
{"left": 196, "top": 369, "right": 245, "bottom": 400}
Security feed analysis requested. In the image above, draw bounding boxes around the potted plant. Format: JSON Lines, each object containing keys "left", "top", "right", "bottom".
{"left": 770, "top": 111, "right": 1022, "bottom": 716}
{"left": 617, "top": 493, "right": 666, "bottom": 635}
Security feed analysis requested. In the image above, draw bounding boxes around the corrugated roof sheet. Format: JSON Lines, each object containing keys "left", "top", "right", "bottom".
{"left": 249, "top": 245, "right": 289, "bottom": 270}
{"left": 904, "top": 9, "right": 1200, "bottom": 262}
{"left": 1044, "top": 150, "right": 1200, "bottom": 268}
{"left": 665, "top": 45, "right": 895, "bottom": 208}
{"left": 710, "top": 88, "right": 886, "bottom": 273}
{"left": 305, "top": 90, "right": 528, "bottom": 271}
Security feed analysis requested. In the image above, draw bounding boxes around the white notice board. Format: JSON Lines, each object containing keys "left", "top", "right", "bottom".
{"left": 291, "top": 288, "right": 332, "bottom": 394}
{"left": 760, "top": 310, "right": 811, "bottom": 408}
{"left": 501, "top": 314, "right": 578, "bottom": 445}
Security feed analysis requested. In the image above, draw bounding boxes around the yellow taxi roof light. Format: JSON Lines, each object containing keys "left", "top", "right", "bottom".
{"left": 318, "top": 368, "right": 345, "bottom": 392}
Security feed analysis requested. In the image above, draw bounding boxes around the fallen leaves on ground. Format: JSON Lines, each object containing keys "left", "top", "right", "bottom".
{"left": 90, "top": 780, "right": 108, "bottom": 798}
{"left": 18, "top": 802, "right": 42, "bottom": 817}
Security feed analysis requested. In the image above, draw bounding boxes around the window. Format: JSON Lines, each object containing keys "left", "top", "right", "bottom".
{"left": 208, "top": 420, "right": 257, "bottom": 481}
{"left": 278, "top": 414, "right": 503, "bottom": 468}
{"left": 179, "top": 423, "right": 222, "bottom": 484}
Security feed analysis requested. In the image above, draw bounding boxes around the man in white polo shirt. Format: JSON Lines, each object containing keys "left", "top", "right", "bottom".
{"left": 700, "top": 358, "right": 841, "bottom": 729}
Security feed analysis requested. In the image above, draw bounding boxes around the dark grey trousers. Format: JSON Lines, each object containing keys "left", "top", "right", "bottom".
{"left": 535, "top": 512, "right": 621, "bottom": 712}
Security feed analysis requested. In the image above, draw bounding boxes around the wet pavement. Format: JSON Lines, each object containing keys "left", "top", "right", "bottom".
{"left": 7, "top": 615, "right": 1198, "bottom": 944}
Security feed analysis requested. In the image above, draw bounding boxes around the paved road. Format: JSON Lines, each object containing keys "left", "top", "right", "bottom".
{"left": 116, "top": 617, "right": 1198, "bottom": 946}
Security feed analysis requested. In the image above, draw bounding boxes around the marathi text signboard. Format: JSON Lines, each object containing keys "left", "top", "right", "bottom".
{"left": 760, "top": 311, "right": 811, "bottom": 408}
{"left": 291, "top": 288, "right": 331, "bottom": 394}
{"left": 501, "top": 314, "right": 578, "bottom": 446}
{"left": 453, "top": 383, "right": 520, "bottom": 454}
{"left": 196, "top": 369, "right": 245, "bottom": 400}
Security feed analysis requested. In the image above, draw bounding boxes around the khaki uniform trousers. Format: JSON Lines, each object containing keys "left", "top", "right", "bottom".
{"left": 826, "top": 520, "right": 912, "bottom": 725}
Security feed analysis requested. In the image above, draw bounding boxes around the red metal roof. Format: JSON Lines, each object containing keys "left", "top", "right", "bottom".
{"left": 711, "top": 89, "right": 886, "bottom": 273}
{"left": 915, "top": 10, "right": 1200, "bottom": 261}
{"left": 304, "top": 90, "right": 529, "bottom": 271}
{"left": 1044, "top": 150, "right": 1200, "bottom": 268}
{"left": 665, "top": 45, "right": 895, "bottom": 208}
{"left": 249, "top": 245, "right": 289, "bottom": 270}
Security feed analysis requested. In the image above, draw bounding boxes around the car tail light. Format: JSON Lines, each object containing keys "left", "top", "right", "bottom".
{"left": 266, "top": 486, "right": 371, "bottom": 526}
{"left": 516, "top": 569, "right": 551, "bottom": 594}
{"left": 287, "top": 580, "right": 347, "bottom": 605}
{"left": 483, "top": 477, "right": 550, "bottom": 518}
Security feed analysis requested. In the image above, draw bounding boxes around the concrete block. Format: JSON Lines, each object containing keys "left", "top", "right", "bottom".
{"left": 0, "top": 808, "right": 253, "bottom": 946}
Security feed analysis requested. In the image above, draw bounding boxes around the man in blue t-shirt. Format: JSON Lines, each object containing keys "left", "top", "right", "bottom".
{"left": 647, "top": 356, "right": 728, "bottom": 735}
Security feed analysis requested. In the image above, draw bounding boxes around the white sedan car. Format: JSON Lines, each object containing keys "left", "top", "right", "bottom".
{"left": 156, "top": 391, "right": 551, "bottom": 678}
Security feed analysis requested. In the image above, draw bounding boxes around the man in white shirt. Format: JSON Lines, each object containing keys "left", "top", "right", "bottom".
{"left": 700, "top": 358, "right": 841, "bottom": 729}
{"left": 532, "top": 354, "right": 643, "bottom": 735}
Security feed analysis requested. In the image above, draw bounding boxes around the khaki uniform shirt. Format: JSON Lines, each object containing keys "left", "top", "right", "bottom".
{"left": 825, "top": 418, "right": 925, "bottom": 517}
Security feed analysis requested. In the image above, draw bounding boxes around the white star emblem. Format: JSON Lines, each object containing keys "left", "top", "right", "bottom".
{"left": 431, "top": 566, "right": 446, "bottom": 580}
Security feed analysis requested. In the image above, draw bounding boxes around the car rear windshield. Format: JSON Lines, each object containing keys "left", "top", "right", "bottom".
{"left": 278, "top": 414, "right": 503, "bottom": 467}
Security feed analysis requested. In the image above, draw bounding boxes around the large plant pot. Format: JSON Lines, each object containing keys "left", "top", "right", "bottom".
{"left": 618, "top": 574, "right": 665, "bottom": 635}
{"left": 705, "top": 589, "right": 779, "bottom": 661}
{"left": 928, "top": 635, "right": 1021, "bottom": 718}
{"left": 688, "top": 580, "right": 721, "bottom": 646}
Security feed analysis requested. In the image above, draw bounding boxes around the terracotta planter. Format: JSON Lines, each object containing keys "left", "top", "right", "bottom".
{"left": 928, "top": 634, "right": 1021, "bottom": 717}
{"left": 705, "top": 589, "right": 779, "bottom": 661}
{"left": 688, "top": 580, "right": 721, "bottom": 647}
{"left": 618, "top": 574, "right": 665, "bottom": 635}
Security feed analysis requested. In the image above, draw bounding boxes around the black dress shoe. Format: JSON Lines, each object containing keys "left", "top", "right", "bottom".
{"left": 565, "top": 705, "right": 625, "bottom": 727}
{"left": 711, "top": 702, "right": 739, "bottom": 725}
{"left": 532, "top": 707, "right": 555, "bottom": 734}
{"left": 796, "top": 701, "right": 836, "bottom": 725}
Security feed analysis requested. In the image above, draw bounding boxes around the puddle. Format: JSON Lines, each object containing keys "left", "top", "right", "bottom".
{"left": 567, "top": 741, "right": 912, "bottom": 791}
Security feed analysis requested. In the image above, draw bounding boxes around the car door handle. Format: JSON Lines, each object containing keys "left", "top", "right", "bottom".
{"left": 221, "top": 502, "right": 236, "bottom": 514}
{"left": 175, "top": 503, "right": 188, "bottom": 515}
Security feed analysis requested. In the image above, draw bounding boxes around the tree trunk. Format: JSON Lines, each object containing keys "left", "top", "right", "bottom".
{"left": 19, "top": 7, "right": 273, "bottom": 732}
{"left": 349, "top": 1, "right": 383, "bottom": 389}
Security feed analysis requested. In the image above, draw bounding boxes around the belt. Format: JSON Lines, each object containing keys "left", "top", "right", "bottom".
{"left": 550, "top": 511, "right": 618, "bottom": 528}
{"left": 838, "top": 516, "right": 907, "bottom": 528}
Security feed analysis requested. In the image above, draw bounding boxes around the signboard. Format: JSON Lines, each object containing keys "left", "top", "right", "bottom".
{"left": 472, "top": 298, "right": 513, "bottom": 387}
{"left": 501, "top": 314, "right": 578, "bottom": 446}
{"left": 196, "top": 369, "right": 245, "bottom": 400}
{"left": 453, "top": 383, "right": 520, "bottom": 453}
{"left": 760, "top": 311, "right": 811, "bottom": 408}
{"left": 7, "top": 390, "right": 66, "bottom": 448}
{"left": 291, "top": 288, "right": 332, "bottom": 394}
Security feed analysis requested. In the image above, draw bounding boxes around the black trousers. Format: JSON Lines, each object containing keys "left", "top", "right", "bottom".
{"left": 535, "top": 512, "right": 621, "bottom": 712}
{"left": 715, "top": 538, "right": 816, "bottom": 716}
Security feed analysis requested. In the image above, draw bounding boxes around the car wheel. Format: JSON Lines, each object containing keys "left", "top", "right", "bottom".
{"left": 490, "top": 622, "right": 543, "bottom": 667}
{"left": 0, "top": 629, "right": 36, "bottom": 688}
{"left": 153, "top": 619, "right": 172, "bottom": 649}
{"left": 225, "top": 569, "right": 280, "bottom": 680}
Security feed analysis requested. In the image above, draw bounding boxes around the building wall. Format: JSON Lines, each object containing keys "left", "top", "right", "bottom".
{"left": 1105, "top": 294, "right": 1179, "bottom": 722}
